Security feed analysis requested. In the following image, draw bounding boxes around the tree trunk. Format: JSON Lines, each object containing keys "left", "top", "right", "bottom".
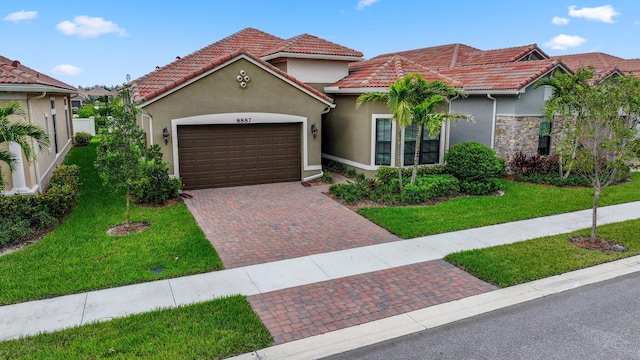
{"left": 411, "top": 124, "right": 423, "bottom": 185}
{"left": 591, "top": 187, "right": 600, "bottom": 241}
{"left": 396, "top": 126, "right": 403, "bottom": 194}
{"left": 125, "top": 187, "right": 131, "bottom": 225}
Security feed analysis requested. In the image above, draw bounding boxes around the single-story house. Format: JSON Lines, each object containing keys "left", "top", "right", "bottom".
{"left": 323, "top": 43, "right": 571, "bottom": 175}
{"left": 0, "top": 55, "right": 77, "bottom": 194}
{"left": 131, "top": 28, "right": 575, "bottom": 188}
{"left": 130, "top": 28, "right": 363, "bottom": 190}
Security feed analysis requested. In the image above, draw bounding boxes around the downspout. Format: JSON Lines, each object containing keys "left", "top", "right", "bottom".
{"left": 28, "top": 92, "right": 47, "bottom": 193}
{"left": 446, "top": 95, "right": 460, "bottom": 154}
{"left": 141, "top": 113, "right": 153, "bottom": 145}
{"left": 487, "top": 94, "right": 497, "bottom": 149}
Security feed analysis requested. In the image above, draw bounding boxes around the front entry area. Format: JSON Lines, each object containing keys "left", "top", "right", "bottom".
{"left": 177, "top": 123, "right": 301, "bottom": 190}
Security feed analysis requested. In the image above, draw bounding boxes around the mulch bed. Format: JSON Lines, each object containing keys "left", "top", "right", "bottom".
{"left": 107, "top": 222, "right": 151, "bottom": 236}
{"left": 569, "top": 236, "right": 628, "bottom": 253}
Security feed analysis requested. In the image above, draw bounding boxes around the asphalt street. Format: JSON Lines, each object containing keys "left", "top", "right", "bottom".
{"left": 324, "top": 272, "right": 640, "bottom": 360}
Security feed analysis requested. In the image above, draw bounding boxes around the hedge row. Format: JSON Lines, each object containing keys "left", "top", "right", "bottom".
{"left": 0, "top": 165, "right": 80, "bottom": 248}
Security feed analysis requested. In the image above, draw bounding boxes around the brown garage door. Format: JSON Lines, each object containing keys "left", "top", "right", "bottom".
{"left": 177, "top": 123, "right": 301, "bottom": 189}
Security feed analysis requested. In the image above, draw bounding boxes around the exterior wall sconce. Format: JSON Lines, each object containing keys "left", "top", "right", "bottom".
{"left": 162, "top": 127, "right": 170, "bottom": 145}
{"left": 311, "top": 123, "right": 318, "bottom": 139}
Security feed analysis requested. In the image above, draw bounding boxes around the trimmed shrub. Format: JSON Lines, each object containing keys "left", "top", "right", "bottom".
{"left": 376, "top": 167, "right": 398, "bottom": 184}
{"left": 460, "top": 178, "right": 502, "bottom": 195}
{"left": 444, "top": 142, "right": 504, "bottom": 182}
{"left": 0, "top": 165, "right": 80, "bottom": 248}
{"left": 417, "top": 175, "right": 460, "bottom": 199}
{"left": 376, "top": 165, "right": 447, "bottom": 185}
{"left": 73, "top": 132, "right": 93, "bottom": 147}
{"left": 0, "top": 216, "right": 33, "bottom": 248}
{"left": 401, "top": 184, "right": 426, "bottom": 204}
{"left": 130, "top": 145, "right": 182, "bottom": 204}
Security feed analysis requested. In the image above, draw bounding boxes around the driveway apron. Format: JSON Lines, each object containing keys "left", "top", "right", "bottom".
{"left": 183, "top": 182, "right": 400, "bottom": 268}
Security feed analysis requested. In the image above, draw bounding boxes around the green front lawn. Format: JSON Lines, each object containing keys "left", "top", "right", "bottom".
{"left": 0, "top": 141, "right": 223, "bottom": 306}
{"left": 0, "top": 296, "right": 272, "bottom": 359}
{"left": 359, "top": 174, "right": 640, "bottom": 239}
{"left": 445, "top": 218, "right": 640, "bottom": 287}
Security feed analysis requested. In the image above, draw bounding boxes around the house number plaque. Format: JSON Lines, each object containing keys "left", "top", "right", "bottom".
{"left": 236, "top": 117, "right": 252, "bottom": 123}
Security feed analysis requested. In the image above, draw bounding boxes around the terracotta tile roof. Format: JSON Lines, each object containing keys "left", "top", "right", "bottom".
{"left": 331, "top": 55, "right": 461, "bottom": 89}
{"left": 332, "top": 43, "right": 560, "bottom": 92}
{"left": 373, "top": 43, "right": 547, "bottom": 71}
{"left": 131, "top": 28, "right": 357, "bottom": 103}
{"left": 0, "top": 55, "right": 76, "bottom": 91}
{"left": 374, "top": 44, "right": 481, "bottom": 70}
{"left": 553, "top": 52, "right": 640, "bottom": 78}
{"left": 261, "top": 33, "right": 363, "bottom": 58}
{"left": 552, "top": 52, "right": 622, "bottom": 71}
{"left": 438, "top": 59, "right": 562, "bottom": 91}
{"left": 133, "top": 48, "right": 333, "bottom": 105}
{"left": 461, "top": 44, "right": 549, "bottom": 65}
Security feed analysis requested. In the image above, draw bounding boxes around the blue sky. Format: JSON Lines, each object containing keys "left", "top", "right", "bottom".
{"left": 3, "top": 1, "right": 639, "bottom": 88}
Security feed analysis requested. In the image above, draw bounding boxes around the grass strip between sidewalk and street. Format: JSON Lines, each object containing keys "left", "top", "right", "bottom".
{"left": 445, "top": 218, "right": 640, "bottom": 288}
{"left": 0, "top": 140, "right": 223, "bottom": 306}
{"left": 0, "top": 295, "right": 272, "bottom": 359}
{"left": 359, "top": 174, "right": 640, "bottom": 239}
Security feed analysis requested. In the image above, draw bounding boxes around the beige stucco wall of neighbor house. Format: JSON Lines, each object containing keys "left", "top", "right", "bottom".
{"left": 0, "top": 94, "right": 72, "bottom": 193}
{"left": 140, "top": 58, "right": 329, "bottom": 181}
{"left": 493, "top": 115, "right": 542, "bottom": 159}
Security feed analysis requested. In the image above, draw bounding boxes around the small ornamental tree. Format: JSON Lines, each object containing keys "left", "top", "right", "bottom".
{"left": 95, "top": 80, "right": 145, "bottom": 225}
{"left": 539, "top": 68, "right": 640, "bottom": 241}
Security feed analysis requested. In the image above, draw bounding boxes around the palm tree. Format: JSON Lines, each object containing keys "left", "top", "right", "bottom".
{"left": 407, "top": 80, "right": 469, "bottom": 184}
{"left": 409, "top": 91, "right": 470, "bottom": 184}
{"left": 0, "top": 101, "right": 50, "bottom": 187}
{"left": 357, "top": 74, "right": 468, "bottom": 190}
{"left": 357, "top": 73, "right": 429, "bottom": 192}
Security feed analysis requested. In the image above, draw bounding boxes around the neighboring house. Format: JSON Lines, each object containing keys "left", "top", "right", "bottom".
{"left": 130, "top": 28, "right": 363, "bottom": 190}
{"left": 71, "top": 88, "right": 88, "bottom": 112}
{"left": 0, "top": 55, "right": 77, "bottom": 194}
{"left": 553, "top": 52, "right": 640, "bottom": 78}
{"left": 323, "top": 44, "right": 571, "bottom": 175}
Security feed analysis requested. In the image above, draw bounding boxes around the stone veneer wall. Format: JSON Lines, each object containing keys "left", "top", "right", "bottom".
{"left": 493, "top": 115, "right": 541, "bottom": 159}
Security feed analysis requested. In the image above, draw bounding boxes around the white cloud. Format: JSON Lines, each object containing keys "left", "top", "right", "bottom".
{"left": 544, "top": 34, "right": 587, "bottom": 50}
{"left": 52, "top": 64, "right": 84, "bottom": 76}
{"left": 56, "top": 15, "right": 127, "bottom": 38}
{"left": 357, "top": 0, "right": 379, "bottom": 10}
{"left": 3, "top": 10, "right": 37, "bottom": 22}
{"left": 552, "top": 16, "right": 570, "bottom": 25}
{"left": 568, "top": 5, "right": 619, "bottom": 23}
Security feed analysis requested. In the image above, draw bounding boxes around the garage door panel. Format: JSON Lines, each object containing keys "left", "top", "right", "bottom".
{"left": 178, "top": 123, "right": 301, "bottom": 189}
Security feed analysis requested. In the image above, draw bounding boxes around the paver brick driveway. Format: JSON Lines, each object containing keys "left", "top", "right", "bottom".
{"left": 183, "top": 182, "right": 400, "bottom": 268}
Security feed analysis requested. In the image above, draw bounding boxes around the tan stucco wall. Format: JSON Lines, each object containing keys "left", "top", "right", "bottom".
{"left": 1, "top": 94, "right": 72, "bottom": 192}
{"left": 141, "top": 58, "right": 329, "bottom": 180}
{"left": 322, "top": 94, "right": 390, "bottom": 169}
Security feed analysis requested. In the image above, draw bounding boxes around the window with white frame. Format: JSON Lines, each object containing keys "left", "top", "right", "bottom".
{"left": 403, "top": 123, "right": 440, "bottom": 166}
{"left": 375, "top": 117, "right": 392, "bottom": 166}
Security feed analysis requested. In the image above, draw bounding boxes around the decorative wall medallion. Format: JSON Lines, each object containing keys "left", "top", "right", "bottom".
{"left": 236, "top": 69, "right": 251, "bottom": 88}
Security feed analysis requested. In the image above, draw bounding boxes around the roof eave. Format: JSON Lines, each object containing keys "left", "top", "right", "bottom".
{"left": 0, "top": 84, "right": 77, "bottom": 94}
{"left": 462, "top": 89, "right": 522, "bottom": 95}
{"left": 261, "top": 52, "right": 364, "bottom": 62}
{"left": 324, "top": 86, "right": 388, "bottom": 94}
{"left": 139, "top": 54, "right": 335, "bottom": 108}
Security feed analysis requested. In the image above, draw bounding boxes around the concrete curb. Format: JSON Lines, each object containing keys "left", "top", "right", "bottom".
{"left": 229, "top": 254, "right": 640, "bottom": 360}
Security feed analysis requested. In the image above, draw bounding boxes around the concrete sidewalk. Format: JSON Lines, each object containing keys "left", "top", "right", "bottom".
{"left": 1, "top": 202, "right": 640, "bottom": 348}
